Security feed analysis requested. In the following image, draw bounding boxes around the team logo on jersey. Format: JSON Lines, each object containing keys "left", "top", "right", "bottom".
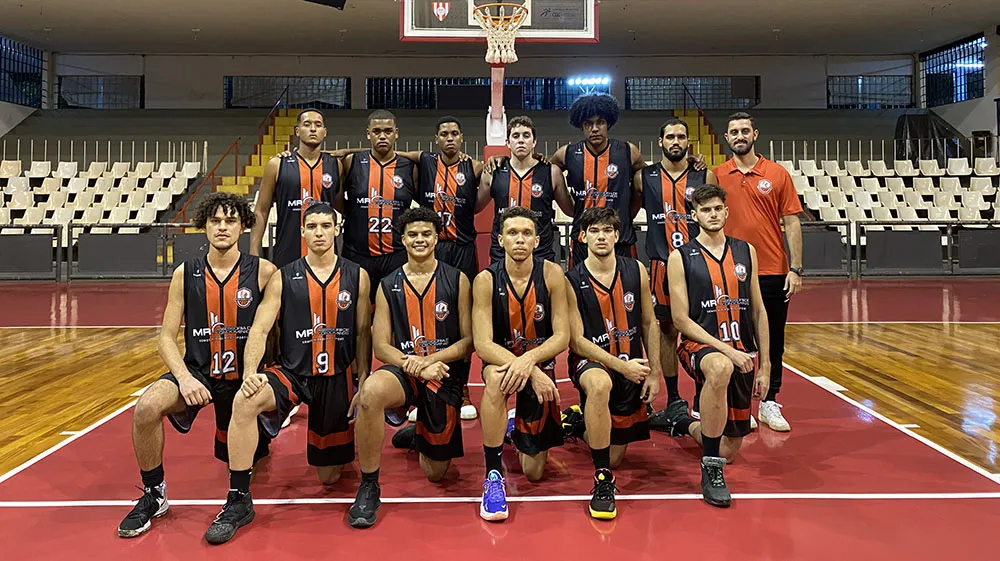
{"left": 455, "top": 172, "right": 467, "bottom": 186}
{"left": 531, "top": 183, "right": 543, "bottom": 198}
{"left": 337, "top": 289, "right": 352, "bottom": 311}
{"left": 623, "top": 291, "right": 635, "bottom": 312}
{"left": 434, "top": 301, "right": 450, "bottom": 321}
{"left": 393, "top": 175, "right": 404, "bottom": 189}
{"left": 606, "top": 163, "right": 620, "bottom": 179}
{"left": 533, "top": 303, "right": 545, "bottom": 321}
{"left": 234, "top": 287, "right": 253, "bottom": 309}
{"left": 684, "top": 186, "right": 695, "bottom": 200}
{"left": 757, "top": 179, "right": 773, "bottom": 195}
{"left": 734, "top": 263, "right": 748, "bottom": 282}
{"left": 433, "top": 2, "right": 450, "bottom": 21}
{"left": 322, "top": 173, "right": 334, "bottom": 189}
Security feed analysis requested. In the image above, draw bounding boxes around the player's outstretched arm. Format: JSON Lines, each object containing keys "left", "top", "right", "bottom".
{"left": 242, "top": 270, "right": 283, "bottom": 378}
{"left": 475, "top": 169, "right": 493, "bottom": 213}
{"left": 354, "top": 269, "right": 373, "bottom": 390}
{"left": 249, "top": 157, "right": 280, "bottom": 256}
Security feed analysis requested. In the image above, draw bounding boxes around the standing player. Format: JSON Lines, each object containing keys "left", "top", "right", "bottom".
{"left": 664, "top": 184, "right": 771, "bottom": 507}
{"left": 636, "top": 118, "right": 719, "bottom": 429}
{"left": 348, "top": 207, "right": 473, "bottom": 528}
{"left": 202, "top": 203, "right": 370, "bottom": 544}
{"left": 715, "top": 112, "right": 801, "bottom": 432}
{"left": 477, "top": 116, "right": 572, "bottom": 264}
{"left": 564, "top": 207, "right": 661, "bottom": 520}
{"left": 117, "top": 193, "right": 275, "bottom": 538}
{"left": 473, "top": 206, "right": 569, "bottom": 521}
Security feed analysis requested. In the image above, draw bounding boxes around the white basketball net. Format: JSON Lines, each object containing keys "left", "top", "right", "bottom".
{"left": 474, "top": 5, "right": 528, "bottom": 65}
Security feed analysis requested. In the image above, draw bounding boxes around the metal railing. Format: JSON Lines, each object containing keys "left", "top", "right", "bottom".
{"left": 0, "top": 138, "right": 207, "bottom": 172}
{"left": 767, "top": 134, "right": 1000, "bottom": 166}
{"left": 175, "top": 137, "right": 242, "bottom": 222}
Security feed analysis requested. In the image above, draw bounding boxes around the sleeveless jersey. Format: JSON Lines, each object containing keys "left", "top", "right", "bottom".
{"left": 642, "top": 164, "right": 706, "bottom": 261}
{"left": 272, "top": 153, "right": 340, "bottom": 268}
{"left": 381, "top": 261, "right": 463, "bottom": 359}
{"left": 417, "top": 152, "right": 479, "bottom": 244}
{"left": 182, "top": 253, "right": 261, "bottom": 381}
{"left": 490, "top": 161, "right": 555, "bottom": 258}
{"left": 487, "top": 259, "right": 555, "bottom": 370}
{"left": 277, "top": 257, "right": 361, "bottom": 377}
{"left": 343, "top": 151, "right": 416, "bottom": 257}
{"left": 566, "top": 256, "right": 645, "bottom": 362}
{"left": 564, "top": 139, "right": 636, "bottom": 245}
{"left": 678, "top": 237, "right": 757, "bottom": 354}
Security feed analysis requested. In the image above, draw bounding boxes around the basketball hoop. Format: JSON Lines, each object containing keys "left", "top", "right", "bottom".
{"left": 473, "top": 2, "right": 528, "bottom": 65}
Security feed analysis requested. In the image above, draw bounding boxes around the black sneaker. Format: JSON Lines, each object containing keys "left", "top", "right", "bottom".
{"left": 561, "top": 405, "right": 585, "bottom": 440}
{"left": 348, "top": 479, "right": 381, "bottom": 528}
{"left": 118, "top": 485, "right": 168, "bottom": 538}
{"left": 391, "top": 424, "right": 417, "bottom": 451}
{"left": 204, "top": 490, "right": 255, "bottom": 544}
{"left": 588, "top": 468, "right": 617, "bottom": 520}
{"left": 700, "top": 456, "right": 732, "bottom": 508}
{"left": 649, "top": 398, "right": 691, "bottom": 437}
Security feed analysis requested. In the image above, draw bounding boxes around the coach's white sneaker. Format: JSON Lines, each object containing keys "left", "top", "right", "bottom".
{"left": 758, "top": 401, "right": 790, "bottom": 432}
{"left": 461, "top": 404, "right": 479, "bottom": 420}
{"left": 281, "top": 405, "right": 300, "bottom": 429}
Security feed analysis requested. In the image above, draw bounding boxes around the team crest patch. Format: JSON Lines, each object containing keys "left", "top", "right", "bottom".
{"left": 337, "top": 289, "right": 352, "bottom": 311}
{"left": 434, "top": 301, "right": 450, "bottom": 321}
{"left": 757, "top": 179, "right": 773, "bottom": 195}
{"left": 433, "top": 2, "right": 450, "bottom": 21}
{"left": 606, "top": 163, "right": 619, "bottom": 179}
{"left": 531, "top": 183, "right": 543, "bottom": 198}
{"left": 533, "top": 304, "right": 545, "bottom": 321}
{"left": 392, "top": 175, "right": 404, "bottom": 189}
{"left": 455, "top": 172, "right": 466, "bottom": 186}
{"left": 623, "top": 291, "right": 635, "bottom": 312}
{"left": 322, "top": 173, "right": 334, "bottom": 189}
{"left": 234, "top": 287, "right": 253, "bottom": 309}
{"left": 734, "top": 263, "right": 748, "bottom": 282}
{"left": 684, "top": 186, "right": 695, "bottom": 200}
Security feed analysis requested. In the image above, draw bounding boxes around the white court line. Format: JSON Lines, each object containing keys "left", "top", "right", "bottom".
{"left": 784, "top": 362, "right": 1000, "bottom": 486}
{"left": 900, "top": 424, "right": 921, "bottom": 429}
{"left": 468, "top": 378, "right": 571, "bottom": 387}
{"left": 3, "top": 492, "right": 1000, "bottom": 508}
{"left": 787, "top": 321, "right": 1000, "bottom": 325}
{"left": 58, "top": 431, "right": 79, "bottom": 436}
{"left": 0, "top": 399, "right": 138, "bottom": 485}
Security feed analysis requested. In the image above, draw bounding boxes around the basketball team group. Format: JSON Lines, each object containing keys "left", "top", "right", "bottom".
{"left": 117, "top": 94, "right": 804, "bottom": 544}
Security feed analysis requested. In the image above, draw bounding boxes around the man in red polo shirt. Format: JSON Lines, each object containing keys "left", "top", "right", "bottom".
{"left": 713, "top": 112, "right": 802, "bottom": 432}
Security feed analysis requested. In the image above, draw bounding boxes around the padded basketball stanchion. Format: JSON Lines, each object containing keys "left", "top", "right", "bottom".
{"left": 475, "top": 2, "right": 527, "bottom": 161}
{"left": 484, "top": 64, "right": 511, "bottom": 160}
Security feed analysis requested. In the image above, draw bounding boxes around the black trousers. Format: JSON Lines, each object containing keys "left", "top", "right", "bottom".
{"left": 757, "top": 275, "right": 790, "bottom": 397}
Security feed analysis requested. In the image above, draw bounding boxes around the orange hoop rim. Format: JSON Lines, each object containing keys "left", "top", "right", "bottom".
{"left": 472, "top": 2, "right": 529, "bottom": 26}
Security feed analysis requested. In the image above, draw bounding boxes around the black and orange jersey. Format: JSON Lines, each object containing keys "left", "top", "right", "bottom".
{"left": 182, "top": 253, "right": 261, "bottom": 380}
{"left": 642, "top": 164, "right": 706, "bottom": 261}
{"left": 417, "top": 152, "right": 478, "bottom": 245}
{"left": 381, "top": 261, "right": 463, "bottom": 359}
{"left": 564, "top": 139, "right": 636, "bottom": 246}
{"left": 343, "top": 151, "right": 416, "bottom": 257}
{"left": 277, "top": 257, "right": 361, "bottom": 377}
{"left": 272, "top": 153, "right": 340, "bottom": 268}
{"left": 678, "top": 237, "right": 757, "bottom": 354}
{"left": 486, "top": 258, "right": 555, "bottom": 370}
{"left": 566, "top": 256, "right": 645, "bottom": 362}
{"left": 489, "top": 161, "right": 555, "bottom": 260}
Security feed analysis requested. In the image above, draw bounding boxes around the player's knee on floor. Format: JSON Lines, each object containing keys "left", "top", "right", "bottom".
{"left": 701, "top": 354, "right": 734, "bottom": 389}
{"left": 579, "top": 369, "right": 613, "bottom": 402}
{"left": 610, "top": 444, "right": 627, "bottom": 469}
{"left": 419, "top": 456, "right": 450, "bottom": 482}
{"left": 519, "top": 452, "right": 547, "bottom": 482}
{"left": 317, "top": 465, "right": 344, "bottom": 485}
{"left": 133, "top": 380, "right": 182, "bottom": 425}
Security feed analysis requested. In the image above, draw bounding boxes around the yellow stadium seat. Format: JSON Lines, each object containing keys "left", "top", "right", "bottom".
{"left": 217, "top": 183, "right": 248, "bottom": 195}
{"left": 261, "top": 145, "right": 278, "bottom": 157}
{"left": 221, "top": 176, "right": 237, "bottom": 186}
{"left": 275, "top": 116, "right": 297, "bottom": 128}
{"left": 237, "top": 175, "right": 255, "bottom": 185}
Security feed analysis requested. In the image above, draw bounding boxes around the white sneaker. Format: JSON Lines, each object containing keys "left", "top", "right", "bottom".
{"left": 461, "top": 404, "right": 478, "bottom": 420}
{"left": 691, "top": 410, "right": 701, "bottom": 420}
{"left": 407, "top": 408, "right": 418, "bottom": 423}
{"left": 749, "top": 414, "right": 758, "bottom": 431}
{"left": 281, "top": 405, "right": 300, "bottom": 429}
{"left": 758, "top": 401, "right": 790, "bottom": 432}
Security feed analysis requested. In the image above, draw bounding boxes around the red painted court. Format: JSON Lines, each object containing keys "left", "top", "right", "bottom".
{"left": 1, "top": 279, "right": 999, "bottom": 560}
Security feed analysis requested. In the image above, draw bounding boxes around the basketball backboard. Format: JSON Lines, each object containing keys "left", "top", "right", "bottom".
{"left": 400, "top": 0, "right": 598, "bottom": 43}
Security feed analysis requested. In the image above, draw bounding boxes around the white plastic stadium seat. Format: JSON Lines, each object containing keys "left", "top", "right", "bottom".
{"left": 178, "top": 162, "right": 200, "bottom": 179}
{"left": 0, "top": 160, "right": 21, "bottom": 178}
{"left": 798, "top": 160, "right": 823, "bottom": 177}
{"left": 918, "top": 160, "right": 945, "bottom": 177}
{"left": 974, "top": 158, "right": 999, "bottom": 176}
{"left": 946, "top": 158, "right": 971, "bottom": 176}
{"left": 151, "top": 162, "right": 178, "bottom": 179}
{"left": 932, "top": 191, "right": 959, "bottom": 210}
{"left": 4, "top": 177, "right": 29, "bottom": 195}
{"left": 24, "top": 161, "right": 51, "bottom": 178}
{"left": 803, "top": 191, "right": 824, "bottom": 211}
{"left": 813, "top": 176, "right": 835, "bottom": 194}
{"left": 80, "top": 161, "right": 108, "bottom": 179}
{"left": 958, "top": 207, "right": 987, "bottom": 226}
{"left": 52, "top": 161, "right": 79, "bottom": 179}
{"left": 961, "top": 191, "right": 991, "bottom": 211}
{"left": 912, "top": 177, "right": 936, "bottom": 195}
{"left": 884, "top": 177, "right": 906, "bottom": 194}
{"left": 777, "top": 160, "right": 801, "bottom": 176}
{"left": 792, "top": 175, "right": 810, "bottom": 194}
{"left": 822, "top": 160, "right": 848, "bottom": 177}
{"left": 938, "top": 177, "right": 961, "bottom": 193}
{"left": 129, "top": 162, "right": 155, "bottom": 179}
{"left": 845, "top": 161, "right": 871, "bottom": 177}
{"left": 903, "top": 191, "right": 928, "bottom": 209}
{"left": 837, "top": 175, "right": 858, "bottom": 192}
{"left": 894, "top": 160, "right": 919, "bottom": 177}
{"left": 860, "top": 178, "right": 881, "bottom": 193}
{"left": 103, "top": 162, "right": 130, "bottom": 179}
{"left": 869, "top": 160, "right": 895, "bottom": 177}
{"left": 969, "top": 177, "right": 996, "bottom": 195}
{"left": 927, "top": 206, "right": 954, "bottom": 222}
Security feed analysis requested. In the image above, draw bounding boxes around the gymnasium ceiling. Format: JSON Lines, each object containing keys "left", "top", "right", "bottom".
{"left": 0, "top": 0, "right": 997, "bottom": 57}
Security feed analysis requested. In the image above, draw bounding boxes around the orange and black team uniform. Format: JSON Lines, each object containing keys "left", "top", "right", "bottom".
{"left": 487, "top": 259, "right": 564, "bottom": 455}
{"left": 272, "top": 153, "right": 340, "bottom": 268}
{"left": 566, "top": 257, "right": 650, "bottom": 445}
{"left": 161, "top": 254, "right": 269, "bottom": 463}
{"left": 564, "top": 139, "right": 637, "bottom": 267}
{"left": 342, "top": 151, "right": 416, "bottom": 291}
{"left": 677, "top": 237, "right": 757, "bottom": 437}
{"left": 641, "top": 164, "right": 706, "bottom": 321}
{"left": 489, "top": 160, "right": 556, "bottom": 264}
{"left": 260, "top": 257, "right": 361, "bottom": 467}
{"left": 416, "top": 152, "right": 480, "bottom": 281}
{"left": 380, "top": 262, "right": 470, "bottom": 461}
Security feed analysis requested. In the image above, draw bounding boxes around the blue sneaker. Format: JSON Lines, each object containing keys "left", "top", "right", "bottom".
{"left": 503, "top": 411, "right": 516, "bottom": 445}
{"left": 480, "top": 470, "right": 509, "bottom": 521}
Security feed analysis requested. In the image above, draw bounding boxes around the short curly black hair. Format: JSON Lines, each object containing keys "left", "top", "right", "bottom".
{"left": 396, "top": 206, "right": 442, "bottom": 235}
{"left": 569, "top": 94, "right": 620, "bottom": 130}
{"left": 193, "top": 192, "right": 255, "bottom": 230}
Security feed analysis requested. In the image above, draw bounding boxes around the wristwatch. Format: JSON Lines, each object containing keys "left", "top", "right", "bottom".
{"left": 789, "top": 267, "right": 804, "bottom": 276}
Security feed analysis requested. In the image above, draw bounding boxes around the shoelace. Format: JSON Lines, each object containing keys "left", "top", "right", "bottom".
{"left": 357, "top": 480, "right": 380, "bottom": 507}
{"left": 483, "top": 478, "right": 506, "bottom": 504}
{"left": 591, "top": 478, "right": 617, "bottom": 502}
{"left": 707, "top": 465, "right": 726, "bottom": 488}
{"left": 129, "top": 486, "right": 161, "bottom": 515}
{"left": 213, "top": 494, "right": 246, "bottom": 525}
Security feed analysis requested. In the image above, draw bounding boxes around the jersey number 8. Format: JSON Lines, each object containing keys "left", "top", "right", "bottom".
{"left": 671, "top": 231, "right": 685, "bottom": 248}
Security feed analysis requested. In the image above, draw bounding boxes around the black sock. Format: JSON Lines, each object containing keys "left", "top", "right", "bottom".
{"left": 703, "top": 435, "right": 722, "bottom": 458}
{"left": 484, "top": 445, "right": 503, "bottom": 476}
{"left": 229, "top": 469, "right": 252, "bottom": 494}
{"left": 764, "top": 389, "right": 778, "bottom": 403}
{"left": 140, "top": 464, "right": 164, "bottom": 490}
{"left": 362, "top": 469, "right": 380, "bottom": 483}
{"left": 664, "top": 375, "right": 680, "bottom": 403}
{"left": 590, "top": 446, "right": 611, "bottom": 470}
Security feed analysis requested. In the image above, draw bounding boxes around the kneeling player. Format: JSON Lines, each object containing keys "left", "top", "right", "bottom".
{"left": 349, "top": 207, "right": 473, "bottom": 528}
{"left": 665, "top": 184, "right": 770, "bottom": 507}
{"left": 473, "top": 206, "right": 569, "bottom": 521}
{"left": 203, "top": 203, "right": 370, "bottom": 544}
{"left": 118, "top": 193, "right": 276, "bottom": 538}
{"left": 565, "top": 207, "right": 661, "bottom": 520}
